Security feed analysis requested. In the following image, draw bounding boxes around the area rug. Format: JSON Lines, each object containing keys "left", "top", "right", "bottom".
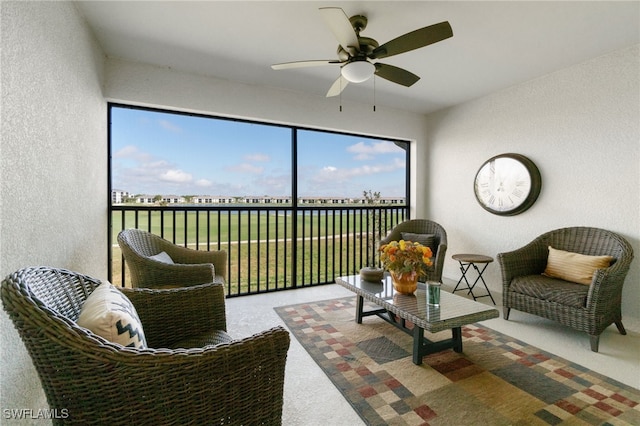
{"left": 275, "top": 297, "right": 640, "bottom": 426}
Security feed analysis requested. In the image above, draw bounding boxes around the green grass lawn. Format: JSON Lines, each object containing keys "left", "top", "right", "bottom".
{"left": 111, "top": 209, "right": 392, "bottom": 293}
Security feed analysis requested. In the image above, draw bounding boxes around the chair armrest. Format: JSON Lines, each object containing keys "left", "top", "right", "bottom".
{"left": 45, "top": 324, "right": 290, "bottom": 424}
{"left": 160, "top": 242, "right": 228, "bottom": 282}
{"left": 137, "top": 260, "right": 216, "bottom": 288}
{"left": 585, "top": 254, "right": 634, "bottom": 309}
{"left": 429, "top": 242, "right": 447, "bottom": 282}
{"left": 380, "top": 229, "right": 401, "bottom": 246}
{"left": 125, "top": 326, "right": 290, "bottom": 424}
{"left": 497, "top": 241, "right": 548, "bottom": 286}
{"left": 123, "top": 283, "right": 227, "bottom": 348}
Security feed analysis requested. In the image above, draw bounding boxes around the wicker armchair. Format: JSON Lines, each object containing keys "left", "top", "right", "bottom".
{"left": 380, "top": 219, "right": 448, "bottom": 283}
{"left": 118, "top": 228, "right": 227, "bottom": 288}
{"left": 1, "top": 267, "right": 290, "bottom": 425}
{"left": 498, "top": 227, "right": 633, "bottom": 352}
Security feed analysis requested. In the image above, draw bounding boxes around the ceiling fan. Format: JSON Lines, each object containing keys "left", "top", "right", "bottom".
{"left": 271, "top": 7, "right": 453, "bottom": 97}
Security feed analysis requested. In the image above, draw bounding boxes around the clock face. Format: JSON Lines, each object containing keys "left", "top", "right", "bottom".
{"left": 474, "top": 153, "right": 541, "bottom": 216}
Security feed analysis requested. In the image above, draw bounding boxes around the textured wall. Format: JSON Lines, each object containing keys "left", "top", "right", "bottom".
{"left": 0, "top": 1, "right": 106, "bottom": 419}
{"left": 424, "top": 45, "right": 640, "bottom": 323}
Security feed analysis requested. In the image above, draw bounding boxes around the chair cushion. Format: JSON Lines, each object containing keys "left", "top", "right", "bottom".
{"left": 401, "top": 232, "right": 436, "bottom": 272}
{"left": 77, "top": 281, "right": 147, "bottom": 348}
{"left": 510, "top": 275, "right": 589, "bottom": 308}
{"left": 149, "top": 251, "right": 174, "bottom": 264}
{"left": 401, "top": 232, "right": 435, "bottom": 251}
{"left": 543, "top": 246, "right": 613, "bottom": 285}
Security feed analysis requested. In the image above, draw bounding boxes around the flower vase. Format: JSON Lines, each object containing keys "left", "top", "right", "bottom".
{"left": 390, "top": 271, "right": 418, "bottom": 295}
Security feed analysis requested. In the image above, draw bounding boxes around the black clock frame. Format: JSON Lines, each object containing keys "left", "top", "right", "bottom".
{"left": 473, "top": 153, "right": 542, "bottom": 216}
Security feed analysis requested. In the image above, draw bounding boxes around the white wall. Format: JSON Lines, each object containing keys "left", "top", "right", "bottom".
{"left": 424, "top": 45, "right": 640, "bottom": 322}
{"left": 0, "top": 1, "right": 106, "bottom": 419}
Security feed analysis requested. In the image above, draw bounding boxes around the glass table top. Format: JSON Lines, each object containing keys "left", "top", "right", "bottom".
{"left": 336, "top": 274, "right": 499, "bottom": 331}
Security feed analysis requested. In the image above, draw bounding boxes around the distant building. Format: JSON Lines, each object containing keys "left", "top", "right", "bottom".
{"left": 161, "top": 195, "right": 185, "bottom": 204}
{"left": 192, "top": 195, "right": 235, "bottom": 204}
{"left": 135, "top": 195, "right": 156, "bottom": 204}
{"left": 116, "top": 192, "right": 404, "bottom": 206}
{"left": 111, "top": 189, "right": 130, "bottom": 204}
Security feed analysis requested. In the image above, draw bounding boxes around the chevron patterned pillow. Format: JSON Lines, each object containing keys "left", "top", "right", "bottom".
{"left": 77, "top": 281, "right": 147, "bottom": 348}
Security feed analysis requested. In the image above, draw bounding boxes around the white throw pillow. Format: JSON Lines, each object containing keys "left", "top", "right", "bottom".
{"left": 77, "top": 281, "right": 147, "bottom": 348}
{"left": 149, "top": 251, "right": 174, "bottom": 264}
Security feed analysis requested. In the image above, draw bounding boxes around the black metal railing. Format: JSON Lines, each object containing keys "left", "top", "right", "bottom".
{"left": 109, "top": 204, "right": 407, "bottom": 296}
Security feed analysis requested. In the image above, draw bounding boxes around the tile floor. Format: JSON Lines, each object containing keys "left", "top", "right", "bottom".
{"left": 224, "top": 279, "right": 640, "bottom": 426}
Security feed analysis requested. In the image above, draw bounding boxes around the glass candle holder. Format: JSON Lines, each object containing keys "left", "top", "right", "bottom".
{"left": 427, "top": 282, "right": 441, "bottom": 306}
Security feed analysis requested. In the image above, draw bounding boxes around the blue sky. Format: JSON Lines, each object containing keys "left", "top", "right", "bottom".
{"left": 111, "top": 107, "right": 407, "bottom": 198}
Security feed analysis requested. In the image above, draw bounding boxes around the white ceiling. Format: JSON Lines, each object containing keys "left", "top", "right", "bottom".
{"left": 75, "top": 1, "right": 640, "bottom": 115}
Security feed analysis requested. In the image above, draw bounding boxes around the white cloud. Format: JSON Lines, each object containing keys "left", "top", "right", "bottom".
{"left": 227, "top": 163, "right": 264, "bottom": 174}
{"left": 159, "top": 169, "right": 193, "bottom": 183}
{"left": 308, "top": 158, "right": 405, "bottom": 189}
{"left": 347, "top": 141, "right": 402, "bottom": 160}
{"left": 158, "top": 119, "right": 182, "bottom": 133}
{"left": 195, "top": 179, "right": 213, "bottom": 187}
{"left": 113, "top": 145, "right": 138, "bottom": 158}
{"left": 245, "top": 153, "right": 270, "bottom": 162}
{"left": 113, "top": 145, "right": 154, "bottom": 163}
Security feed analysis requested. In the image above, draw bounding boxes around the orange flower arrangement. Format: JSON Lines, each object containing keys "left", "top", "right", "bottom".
{"left": 379, "top": 240, "right": 433, "bottom": 277}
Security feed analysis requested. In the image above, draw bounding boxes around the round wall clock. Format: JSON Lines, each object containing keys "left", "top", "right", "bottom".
{"left": 473, "top": 153, "right": 542, "bottom": 216}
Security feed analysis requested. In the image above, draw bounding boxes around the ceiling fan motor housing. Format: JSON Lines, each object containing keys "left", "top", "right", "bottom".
{"left": 337, "top": 36, "right": 379, "bottom": 61}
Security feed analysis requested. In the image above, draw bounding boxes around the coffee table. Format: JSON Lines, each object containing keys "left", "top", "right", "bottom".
{"left": 335, "top": 274, "right": 500, "bottom": 365}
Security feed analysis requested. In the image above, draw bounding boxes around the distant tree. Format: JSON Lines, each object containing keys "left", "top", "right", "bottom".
{"left": 363, "top": 190, "right": 382, "bottom": 266}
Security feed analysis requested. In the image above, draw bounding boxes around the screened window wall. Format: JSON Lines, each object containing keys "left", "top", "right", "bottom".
{"left": 109, "top": 104, "right": 409, "bottom": 295}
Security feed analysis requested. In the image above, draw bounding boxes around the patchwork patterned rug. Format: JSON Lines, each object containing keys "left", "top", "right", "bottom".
{"left": 275, "top": 297, "right": 640, "bottom": 426}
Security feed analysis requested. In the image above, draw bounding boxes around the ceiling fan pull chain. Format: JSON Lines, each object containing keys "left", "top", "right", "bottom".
{"left": 339, "top": 76, "right": 343, "bottom": 112}
{"left": 373, "top": 75, "right": 376, "bottom": 112}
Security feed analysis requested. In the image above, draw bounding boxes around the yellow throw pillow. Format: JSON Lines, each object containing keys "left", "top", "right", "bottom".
{"left": 543, "top": 246, "right": 613, "bottom": 285}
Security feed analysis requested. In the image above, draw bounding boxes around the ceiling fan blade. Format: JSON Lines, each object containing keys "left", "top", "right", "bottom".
{"left": 326, "top": 75, "right": 349, "bottom": 97}
{"left": 370, "top": 21, "right": 453, "bottom": 60}
{"left": 374, "top": 63, "right": 420, "bottom": 87}
{"left": 271, "top": 60, "right": 341, "bottom": 70}
{"left": 319, "top": 7, "right": 360, "bottom": 56}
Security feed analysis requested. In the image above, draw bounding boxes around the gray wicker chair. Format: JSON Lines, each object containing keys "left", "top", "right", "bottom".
{"left": 380, "top": 219, "right": 448, "bottom": 283}
{"left": 1, "top": 267, "right": 290, "bottom": 425}
{"left": 118, "top": 228, "right": 227, "bottom": 288}
{"left": 498, "top": 227, "right": 633, "bottom": 352}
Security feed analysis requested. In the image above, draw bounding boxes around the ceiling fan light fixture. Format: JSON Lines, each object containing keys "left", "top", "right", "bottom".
{"left": 341, "top": 60, "right": 375, "bottom": 83}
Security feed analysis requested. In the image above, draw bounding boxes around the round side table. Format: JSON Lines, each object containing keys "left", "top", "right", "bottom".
{"left": 452, "top": 254, "right": 496, "bottom": 305}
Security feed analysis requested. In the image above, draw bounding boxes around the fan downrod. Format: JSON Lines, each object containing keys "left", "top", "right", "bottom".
{"left": 337, "top": 15, "right": 378, "bottom": 60}
{"left": 349, "top": 15, "right": 368, "bottom": 33}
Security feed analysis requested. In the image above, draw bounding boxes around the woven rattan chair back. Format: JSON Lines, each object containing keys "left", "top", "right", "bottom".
{"left": 380, "top": 219, "right": 448, "bottom": 283}
{"left": 118, "top": 228, "right": 227, "bottom": 288}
